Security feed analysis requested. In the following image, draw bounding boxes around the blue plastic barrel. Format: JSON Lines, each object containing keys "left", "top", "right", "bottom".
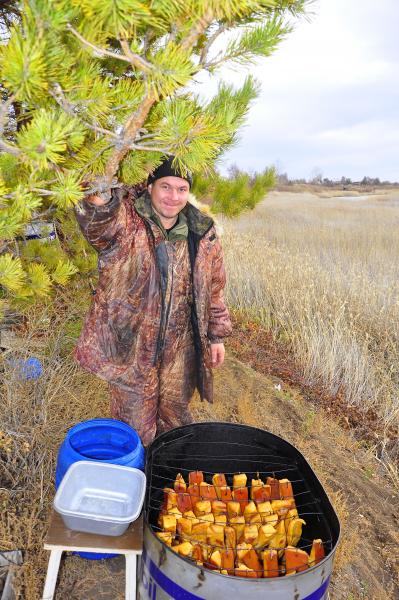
{"left": 55, "top": 418, "right": 145, "bottom": 559}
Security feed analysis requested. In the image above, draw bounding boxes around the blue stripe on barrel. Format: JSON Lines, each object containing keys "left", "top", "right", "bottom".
{"left": 142, "top": 550, "right": 330, "bottom": 600}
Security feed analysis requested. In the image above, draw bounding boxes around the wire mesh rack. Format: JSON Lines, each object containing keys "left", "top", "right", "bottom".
{"left": 144, "top": 425, "right": 340, "bottom": 578}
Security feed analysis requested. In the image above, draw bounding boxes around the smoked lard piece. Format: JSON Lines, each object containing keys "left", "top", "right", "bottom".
{"left": 253, "top": 524, "right": 277, "bottom": 550}
{"left": 279, "top": 478, "right": 294, "bottom": 501}
{"left": 309, "top": 539, "right": 325, "bottom": 566}
{"left": 233, "top": 473, "right": 247, "bottom": 490}
{"left": 262, "top": 549, "right": 279, "bottom": 578}
{"left": 207, "top": 549, "right": 222, "bottom": 569}
{"left": 212, "top": 500, "right": 227, "bottom": 516}
{"left": 182, "top": 510, "right": 197, "bottom": 521}
{"left": 192, "top": 544, "right": 204, "bottom": 564}
{"left": 243, "top": 501, "right": 258, "bottom": 523}
{"left": 156, "top": 532, "right": 173, "bottom": 546}
{"left": 235, "top": 564, "right": 257, "bottom": 578}
{"left": 236, "top": 542, "right": 253, "bottom": 562}
{"left": 163, "top": 488, "right": 177, "bottom": 510}
{"left": 194, "top": 500, "right": 211, "bottom": 517}
{"left": 242, "top": 548, "right": 262, "bottom": 574}
{"left": 174, "top": 473, "right": 187, "bottom": 493}
{"left": 243, "top": 523, "right": 259, "bottom": 545}
{"left": 227, "top": 501, "right": 241, "bottom": 520}
{"left": 224, "top": 526, "right": 236, "bottom": 550}
{"left": 266, "top": 477, "right": 280, "bottom": 500}
{"left": 177, "top": 516, "right": 194, "bottom": 541}
{"left": 262, "top": 513, "right": 279, "bottom": 528}
{"left": 176, "top": 491, "right": 192, "bottom": 514}
{"left": 250, "top": 478, "right": 263, "bottom": 501}
{"left": 253, "top": 483, "right": 271, "bottom": 504}
{"left": 284, "top": 508, "right": 299, "bottom": 533}
{"left": 232, "top": 486, "right": 249, "bottom": 512}
{"left": 212, "top": 473, "right": 227, "bottom": 498}
{"left": 199, "top": 481, "right": 218, "bottom": 501}
{"left": 160, "top": 514, "right": 177, "bottom": 535}
{"left": 257, "top": 501, "right": 273, "bottom": 520}
{"left": 201, "top": 513, "right": 215, "bottom": 525}
{"left": 187, "top": 484, "right": 200, "bottom": 504}
{"left": 212, "top": 473, "right": 227, "bottom": 487}
{"left": 285, "top": 547, "right": 309, "bottom": 574}
{"left": 230, "top": 516, "right": 245, "bottom": 543}
{"left": 176, "top": 541, "right": 194, "bottom": 557}
{"left": 286, "top": 518, "right": 306, "bottom": 547}
{"left": 219, "top": 486, "right": 233, "bottom": 503}
{"left": 221, "top": 548, "right": 235, "bottom": 575}
{"left": 248, "top": 512, "right": 261, "bottom": 525}
{"left": 189, "top": 471, "right": 204, "bottom": 485}
{"left": 207, "top": 524, "right": 225, "bottom": 548}
{"left": 271, "top": 499, "right": 293, "bottom": 516}
{"left": 191, "top": 522, "right": 209, "bottom": 544}
{"left": 167, "top": 506, "right": 183, "bottom": 521}
{"left": 268, "top": 519, "right": 286, "bottom": 556}
{"left": 214, "top": 514, "right": 227, "bottom": 526}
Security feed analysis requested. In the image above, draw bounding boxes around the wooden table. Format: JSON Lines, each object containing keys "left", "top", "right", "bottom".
{"left": 42, "top": 510, "right": 143, "bottom": 600}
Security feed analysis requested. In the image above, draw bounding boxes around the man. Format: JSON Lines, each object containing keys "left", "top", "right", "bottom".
{"left": 74, "top": 157, "right": 232, "bottom": 445}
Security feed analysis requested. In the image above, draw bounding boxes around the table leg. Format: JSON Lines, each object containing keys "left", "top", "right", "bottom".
{"left": 125, "top": 554, "right": 137, "bottom": 600}
{"left": 42, "top": 549, "right": 63, "bottom": 600}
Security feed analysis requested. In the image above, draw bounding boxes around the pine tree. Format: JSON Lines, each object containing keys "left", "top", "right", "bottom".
{"left": 0, "top": 0, "right": 310, "bottom": 305}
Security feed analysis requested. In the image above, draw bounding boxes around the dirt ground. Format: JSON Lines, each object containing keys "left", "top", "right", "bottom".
{"left": 49, "top": 352, "right": 399, "bottom": 600}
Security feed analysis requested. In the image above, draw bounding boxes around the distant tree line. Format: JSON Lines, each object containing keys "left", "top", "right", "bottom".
{"left": 277, "top": 173, "right": 398, "bottom": 188}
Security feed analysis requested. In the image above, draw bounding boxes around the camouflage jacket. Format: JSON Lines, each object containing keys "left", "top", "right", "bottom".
{"left": 74, "top": 187, "right": 232, "bottom": 402}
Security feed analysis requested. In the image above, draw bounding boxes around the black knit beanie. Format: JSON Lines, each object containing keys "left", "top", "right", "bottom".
{"left": 147, "top": 156, "right": 192, "bottom": 188}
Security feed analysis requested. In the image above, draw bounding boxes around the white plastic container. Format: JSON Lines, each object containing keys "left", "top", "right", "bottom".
{"left": 54, "top": 461, "right": 146, "bottom": 536}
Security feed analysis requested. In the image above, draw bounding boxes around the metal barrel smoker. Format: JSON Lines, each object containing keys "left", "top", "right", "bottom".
{"left": 138, "top": 422, "right": 340, "bottom": 600}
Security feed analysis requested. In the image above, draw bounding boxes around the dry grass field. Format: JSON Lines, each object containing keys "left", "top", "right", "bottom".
{"left": 222, "top": 190, "right": 399, "bottom": 464}
{"left": 1, "top": 190, "right": 399, "bottom": 598}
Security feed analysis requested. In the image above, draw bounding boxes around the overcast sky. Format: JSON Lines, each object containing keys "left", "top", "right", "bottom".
{"left": 199, "top": 0, "right": 399, "bottom": 182}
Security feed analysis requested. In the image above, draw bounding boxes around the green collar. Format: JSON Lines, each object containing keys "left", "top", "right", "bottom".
{"left": 135, "top": 191, "right": 214, "bottom": 239}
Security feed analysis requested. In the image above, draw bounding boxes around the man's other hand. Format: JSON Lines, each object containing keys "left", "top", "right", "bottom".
{"left": 211, "top": 342, "right": 225, "bottom": 368}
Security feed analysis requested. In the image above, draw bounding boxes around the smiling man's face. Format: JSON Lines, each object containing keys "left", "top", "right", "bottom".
{"left": 148, "top": 176, "right": 190, "bottom": 228}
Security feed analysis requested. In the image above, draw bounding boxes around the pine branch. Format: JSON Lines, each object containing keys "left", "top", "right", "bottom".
{"left": 199, "top": 23, "right": 228, "bottom": 65}
{"left": 0, "top": 138, "right": 20, "bottom": 156}
{"left": 104, "top": 10, "right": 216, "bottom": 182}
{"left": 0, "top": 95, "right": 20, "bottom": 156}
{"left": 205, "top": 18, "right": 290, "bottom": 69}
{"left": 104, "top": 93, "right": 156, "bottom": 179}
{"left": 119, "top": 39, "right": 154, "bottom": 73}
{"left": 66, "top": 24, "right": 131, "bottom": 63}
{"left": 67, "top": 24, "right": 154, "bottom": 74}
{"left": 167, "top": 23, "right": 179, "bottom": 44}
{"left": 181, "top": 8, "right": 214, "bottom": 51}
{"left": 142, "top": 30, "right": 155, "bottom": 54}
{"left": 30, "top": 188, "right": 55, "bottom": 196}
{"left": 131, "top": 143, "right": 172, "bottom": 153}
{"left": 130, "top": 143, "right": 172, "bottom": 154}
{"left": 49, "top": 83, "right": 119, "bottom": 139}
{"left": 76, "top": 143, "right": 114, "bottom": 177}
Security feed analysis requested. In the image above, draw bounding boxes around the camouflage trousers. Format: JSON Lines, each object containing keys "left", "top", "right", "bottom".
{"left": 109, "top": 334, "right": 196, "bottom": 447}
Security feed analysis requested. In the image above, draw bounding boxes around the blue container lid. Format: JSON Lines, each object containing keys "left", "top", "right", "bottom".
{"left": 65, "top": 418, "right": 144, "bottom": 467}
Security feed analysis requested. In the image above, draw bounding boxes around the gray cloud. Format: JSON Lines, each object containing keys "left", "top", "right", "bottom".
{"left": 212, "top": 0, "right": 399, "bottom": 181}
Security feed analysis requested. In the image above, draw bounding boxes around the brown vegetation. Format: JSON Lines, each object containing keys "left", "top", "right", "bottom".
{"left": 222, "top": 191, "right": 399, "bottom": 469}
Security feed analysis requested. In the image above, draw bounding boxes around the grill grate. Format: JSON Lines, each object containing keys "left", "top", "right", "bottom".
{"left": 144, "top": 424, "right": 340, "bottom": 578}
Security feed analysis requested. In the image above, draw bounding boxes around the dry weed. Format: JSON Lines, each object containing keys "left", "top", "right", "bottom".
{"left": 0, "top": 289, "right": 110, "bottom": 598}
